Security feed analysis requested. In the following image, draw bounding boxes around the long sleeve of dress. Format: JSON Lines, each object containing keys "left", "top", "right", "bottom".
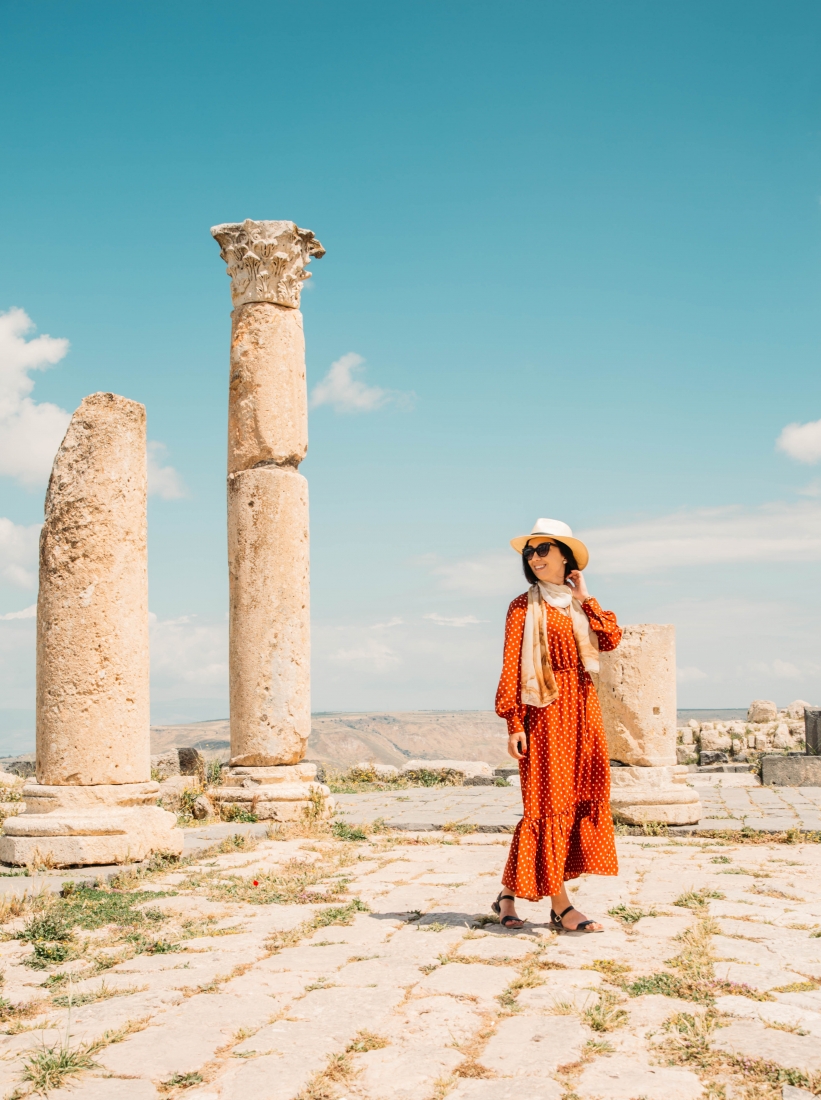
{"left": 495, "top": 596, "right": 528, "bottom": 736}
{"left": 582, "top": 597, "right": 622, "bottom": 652}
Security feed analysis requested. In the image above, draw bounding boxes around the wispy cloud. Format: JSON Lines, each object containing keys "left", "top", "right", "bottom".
{"left": 147, "top": 441, "right": 186, "bottom": 500}
{"left": 423, "top": 613, "right": 486, "bottom": 627}
{"left": 0, "top": 519, "right": 41, "bottom": 588}
{"left": 0, "top": 605, "right": 36, "bottom": 621}
{"left": 0, "top": 307, "right": 71, "bottom": 488}
{"left": 581, "top": 500, "right": 821, "bottom": 574}
{"left": 777, "top": 418, "right": 821, "bottom": 464}
{"left": 310, "top": 352, "right": 413, "bottom": 414}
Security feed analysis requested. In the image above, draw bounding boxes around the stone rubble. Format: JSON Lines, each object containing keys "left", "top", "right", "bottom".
{"left": 0, "top": 827, "right": 820, "bottom": 1098}
{"left": 676, "top": 699, "right": 815, "bottom": 766}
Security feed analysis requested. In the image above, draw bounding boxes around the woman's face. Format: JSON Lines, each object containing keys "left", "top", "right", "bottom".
{"left": 525, "top": 539, "right": 566, "bottom": 584}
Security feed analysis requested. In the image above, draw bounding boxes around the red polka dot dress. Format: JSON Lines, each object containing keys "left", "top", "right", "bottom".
{"left": 496, "top": 594, "right": 622, "bottom": 900}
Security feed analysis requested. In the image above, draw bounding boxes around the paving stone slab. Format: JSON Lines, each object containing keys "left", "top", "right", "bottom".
{"left": 576, "top": 1055, "right": 704, "bottom": 1100}
{"left": 481, "top": 1015, "right": 588, "bottom": 1076}
{"left": 450, "top": 1081, "right": 563, "bottom": 1100}
{"left": 711, "top": 1019, "right": 821, "bottom": 1074}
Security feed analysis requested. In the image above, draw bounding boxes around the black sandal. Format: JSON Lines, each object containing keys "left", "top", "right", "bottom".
{"left": 550, "top": 905, "right": 603, "bottom": 933}
{"left": 491, "top": 892, "right": 524, "bottom": 928}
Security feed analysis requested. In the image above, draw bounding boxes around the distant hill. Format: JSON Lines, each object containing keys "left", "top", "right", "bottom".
{"left": 149, "top": 711, "right": 510, "bottom": 770}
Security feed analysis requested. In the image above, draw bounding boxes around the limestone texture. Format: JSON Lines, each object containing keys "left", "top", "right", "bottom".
{"left": 36, "top": 393, "right": 149, "bottom": 786}
{"left": 609, "top": 765, "right": 701, "bottom": 825}
{"left": 598, "top": 624, "right": 677, "bottom": 767}
{"left": 11, "top": 394, "right": 182, "bottom": 867}
{"left": 211, "top": 219, "right": 324, "bottom": 310}
{"left": 228, "top": 303, "right": 308, "bottom": 473}
{"left": 748, "top": 699, "right": 778, "bottom": 723}
{"left": 227, "top": 466, "right": 309, "bottom": 766}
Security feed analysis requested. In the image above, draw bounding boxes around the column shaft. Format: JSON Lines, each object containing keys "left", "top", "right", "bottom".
{"left": 228, "top": 467, "right": 309, "bottom": 766}
{"left": 36, "top": 393, "right": 150, "bottom": 785}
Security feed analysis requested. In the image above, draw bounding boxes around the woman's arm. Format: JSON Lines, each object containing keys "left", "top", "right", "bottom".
{"left": 495, "top": 597, "right": 528, "bottom": 736}
{"left": 580, "top": 597, "right": 622, "bottom": 651}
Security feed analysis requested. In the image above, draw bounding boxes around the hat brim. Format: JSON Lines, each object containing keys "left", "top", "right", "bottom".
{"left": 510, "top": 533, "right": 589, "bottom": 571}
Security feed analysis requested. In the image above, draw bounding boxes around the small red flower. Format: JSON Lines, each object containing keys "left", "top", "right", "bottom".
{"left": 253, "top": 880, "right": 259, "bottom": 886}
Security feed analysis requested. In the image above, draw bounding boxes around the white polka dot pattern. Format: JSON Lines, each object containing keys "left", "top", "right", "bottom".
{"left": 495, "top": 594, "right": 623, "bottom": 900}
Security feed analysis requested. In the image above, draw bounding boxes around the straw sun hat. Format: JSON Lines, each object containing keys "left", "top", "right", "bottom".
{"left": 510, "top": 518, "right": 590, "bottom": 571}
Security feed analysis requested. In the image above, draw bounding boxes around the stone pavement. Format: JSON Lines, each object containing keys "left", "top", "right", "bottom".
{"left": 1, "top": 821, "right": 821, "bottom": 1097}
{"left": 334, "top": 779, "right": 821, "bottom": 834}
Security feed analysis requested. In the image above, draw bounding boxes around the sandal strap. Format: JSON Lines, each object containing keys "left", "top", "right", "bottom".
{"left": 558, "top": 905, "right": 575, "bottom": 920}
{"left": 575, "top": 920, "right": 596, "bottom": 930}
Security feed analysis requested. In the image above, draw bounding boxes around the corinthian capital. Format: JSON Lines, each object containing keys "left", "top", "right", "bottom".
{"left": 211, "top": 220, "right": 325, "bottom": 309}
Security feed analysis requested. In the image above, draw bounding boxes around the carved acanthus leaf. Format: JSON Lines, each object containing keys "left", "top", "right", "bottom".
{"left": 211, "top": 220, "right": 325, "bottom": 309}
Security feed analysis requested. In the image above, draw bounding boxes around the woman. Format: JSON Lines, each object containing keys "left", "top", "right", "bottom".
{"left": 493, "top": 518, "right": 622, "bottom": 932}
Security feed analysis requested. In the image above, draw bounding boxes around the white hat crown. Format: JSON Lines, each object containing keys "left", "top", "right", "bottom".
{"left": 529, "top": 518, "right": 574, "bottom": 539}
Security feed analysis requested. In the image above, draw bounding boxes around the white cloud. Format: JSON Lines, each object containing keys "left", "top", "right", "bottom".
{"left": 777, "top": 419, "right": 821, "bottom": 464}
{"left": 0, "top": 605, "right": 36, "bottom": 621}
{"left": 424, "top": 613, "right": 486, "bottom": 627}
{"left": 0, "top": 519, "right": 41, "bottom": 588}
{"left": 677, "top": 666, "right": 708, "bottom": 683}
{"left": 0, "top": 308, "right": 71, "bottom": 488}
{"left": 147, "top": 441, "right": 186, "bottom": 500}
{"left": 581, "top": 500, "right": 821, "bottom": 574}
{"left": 309, "top": 352, "right": 413, "bottom": 414}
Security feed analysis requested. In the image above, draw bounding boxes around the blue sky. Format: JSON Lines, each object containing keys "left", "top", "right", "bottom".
{"left": 0, "top": 1, "right": 820, "bottom": 750}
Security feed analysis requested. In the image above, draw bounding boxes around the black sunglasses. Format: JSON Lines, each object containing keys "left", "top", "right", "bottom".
{"left": 522, "top": 541, "right": 556, "bottom": 561}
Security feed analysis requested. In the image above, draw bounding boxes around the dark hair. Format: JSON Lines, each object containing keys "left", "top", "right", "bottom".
{"left": 522, "top": 540, "right": 578, "bottom": 585}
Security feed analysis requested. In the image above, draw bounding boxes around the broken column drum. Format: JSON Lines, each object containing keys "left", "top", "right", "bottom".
{"left": 598, "top": 623, "right": 702, "bottom": 826}
{"left": 209, "top": 219, "right": 333, "bottom": 820}
{"left": 0, "top": 393, "right": 183, "bottom": 866}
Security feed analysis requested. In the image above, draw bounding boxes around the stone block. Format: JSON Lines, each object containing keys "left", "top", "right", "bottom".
{"left": 598, "top": 623, "right": 676, "bottom": 767}
{"left": 787, "top": 700, "right": 813, "bottom": 719}
{"left": 450, "top": 1082, "right": 562, "bottom": 1100}
{"left": 226, "top": 302, "right": 309, "bottom": 472}
{"left": 192, "top": 794, "right": 214, "bottom": 820}
{"left": 157, "top": 775, "right": 196, "bottom": 810}
{"left": 748, "top": 700, "right": 778, "bottom": 723}
{"left": 609, "top": 765, "right": 701, "bottom": 825}
{"left": 420, "top": 962, "right": 516, "bottom": 1000}
{"left": 805, "top": 709, "right": 821, "bottom": 756}
{"left": 177, "top": 747, "right": 204, "bottom": 776}
{"left": 700, "top": 750, "right": 729, "bottom": 766}
{"left": 576, "top": 1056, "right": 704, "bottom": 1100}
{"left": 762, "top": 755, "right": 821, "bottom": 787}
{"left": 481, "top": 1015, "right": 587, "bottom": 1076}
{"left": 701, "top": 731, "right": 731, "bottom": 752}
{"left": 711, "top": 1019, "right": 821, "bottom": 1074}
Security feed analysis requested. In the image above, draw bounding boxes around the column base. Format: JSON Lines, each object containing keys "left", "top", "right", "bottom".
{"left": 208, "top": 763, "right": 335, "bottom": 822}
{"left": 0, "top": 782, "right": 183, "bottom": 867}
{"left": 610, "top": 765, "right": 702, "bottom": 826}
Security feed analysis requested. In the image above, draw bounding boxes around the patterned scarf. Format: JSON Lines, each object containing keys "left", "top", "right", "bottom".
{"left": 520, "top": 582, "right": 600, "bottom": 708}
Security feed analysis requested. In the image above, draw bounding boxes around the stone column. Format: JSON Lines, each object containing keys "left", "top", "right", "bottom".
{"left": 598, "top": 624, "right": 702, "bottom": 827}
{"left": 209, "top": 220, "right": 332, "bottom": 821}
{"left": 0, "top": 394, "right": 183, "bottom": 867}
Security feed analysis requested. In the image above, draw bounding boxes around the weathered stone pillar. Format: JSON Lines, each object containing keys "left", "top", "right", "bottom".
{"left": 209, "top": 220, "right": 332, "bottom": 821}
{"left": 0, "top": 394, "right": 182, "bottom": 866}
{"left": 599, "top": 624, "right": 702, "bottom": 827}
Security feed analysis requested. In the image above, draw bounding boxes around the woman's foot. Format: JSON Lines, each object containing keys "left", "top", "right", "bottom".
{"left": 492, "top": 891, "right": 524, "bottom": 929}
{"left": 550, "top": 905, "right": 603, "bottom": 933}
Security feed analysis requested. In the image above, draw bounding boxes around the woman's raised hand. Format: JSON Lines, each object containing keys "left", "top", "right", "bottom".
{"left": 507, "top": 731, "right": 527, "bottom": 760}
{"left": 566, "top": 569, "right": 590, "bottom": 603}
